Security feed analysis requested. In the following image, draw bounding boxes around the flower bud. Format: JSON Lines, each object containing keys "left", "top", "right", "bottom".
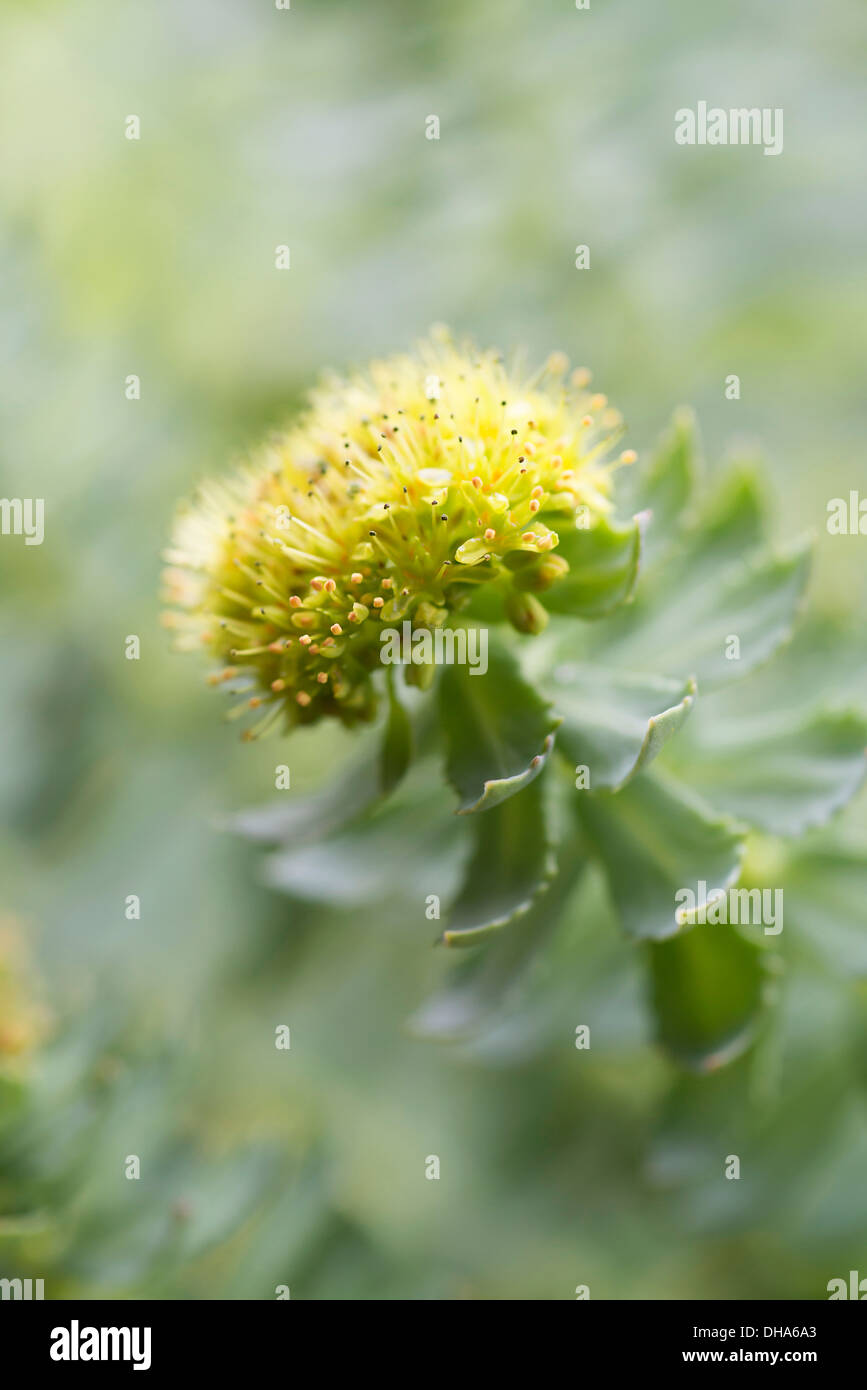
{"left": 512, "top": 553, "right": 570, "bottom": 593}
{"left": 505, "top": 589, "right": 550, "bottom": 635}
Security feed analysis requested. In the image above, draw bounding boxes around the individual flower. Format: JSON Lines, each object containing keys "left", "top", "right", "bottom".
{"left": 163, "top": 331, "right": 634, "bottom": 733}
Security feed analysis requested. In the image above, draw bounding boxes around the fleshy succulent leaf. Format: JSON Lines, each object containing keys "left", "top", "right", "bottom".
{"left": 580, "top": 537, "right": 810, "bottom": 690}
{"left": 626, "top": 407, "right": 699, "bottom": 567}
{"left": 660, "top": 615, "right": 867, "bottom": 835}
{"left": 225, "top": 748, "right": 383, "bottom": 846}
{"left": 414, "top": 842, "right": 585, "bottom": 1033}
{"left": 442, "top": 776, "right": 555, "bottom": 946}
{"left": 685, "top": 465, "right": 766, "bottom": 572}
{"left": 540, "top": 512, "right": 644, "bottom": 619}
{"left": 439, "top": 641, "right": 560, "bottom": 813}
{"left": 646, "top": 975, "right": 859, "bottom": 1235}
{"left": 547, "top": 663, "right": 696, "bottom": 790}
{"left": 262, "top": 763, "right": 462, "bottom": 905}
{"left": 575, "top": 769, "right": 746, "bottom": 941}
{"left": 569, "top": 449, "right": 809, "bottom": 691}
{"left": 780, "top": 829, "right": 867, "bottom": 975}
{"left": 648, "top": 922, "right": 773, "bottom": 1071}
{"left": 663, "top": 704, "right": 867, "bottom": 836}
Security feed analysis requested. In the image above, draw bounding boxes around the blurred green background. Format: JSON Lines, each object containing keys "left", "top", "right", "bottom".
{"left": 1, "top": 0, "right": 866, "bottom": 1298}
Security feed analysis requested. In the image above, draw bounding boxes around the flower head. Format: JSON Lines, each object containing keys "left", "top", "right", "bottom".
{"left": 163, "top": 332, "right": 631, "bottom": 734}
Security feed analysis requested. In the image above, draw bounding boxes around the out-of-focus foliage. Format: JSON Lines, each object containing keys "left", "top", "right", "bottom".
{"left": 1, "top": 0, "right": 866, "bottom": 1299}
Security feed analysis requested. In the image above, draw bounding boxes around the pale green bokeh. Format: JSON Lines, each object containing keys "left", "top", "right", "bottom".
{"left": 1, "top": 0, "right": 865, "bottom": 1299}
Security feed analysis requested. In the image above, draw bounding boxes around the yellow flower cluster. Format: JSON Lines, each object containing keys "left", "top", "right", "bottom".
{"left": 163, "top": 333, "right": 633, "bottom": 734}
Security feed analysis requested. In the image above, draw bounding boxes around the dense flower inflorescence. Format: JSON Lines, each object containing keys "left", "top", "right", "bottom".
{"left": 163, "top": 333, "right": 634, "bottom": 734}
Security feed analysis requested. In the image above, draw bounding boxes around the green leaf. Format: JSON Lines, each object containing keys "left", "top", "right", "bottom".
{"left": 627, "top": 407, "right": 698, "bottom": 567}
{"left": 647, "top": 977, "right": 859, "bottom": 1239}
{"left": 380, "top": 669, "right": 413, "bottom": 794}
{"left": 639, "top": 460, "right": 768, "bottom": 591}
{"left": 439, "top": 641, "right": 560, "bottom": 813}
{"left": 171, "top": 1148, "right": 280, "bottom": 1264}
{"left": 223, "top": 1155, "right": 338, "bottom": 1299}
{"left": 661, "top": 617, "right": 867, "bottom": 834}
{"left": 443, "top": 776, "right": 555, "bottom": 946}
{"left": 646, "top": 1054, "right": 756, "bottom": 1189}
{"left": 263, "top": 763, "right": 463, "bottom": 906}
{"left": 685, "top": 465, "right": 766, "bottom": 573}
{"left": 0, "top": 1074, "right": 27, "bottom": 1130}
{"left": 540, "top": 512, "right": 644, "bottom": 619}
{"left": 229, "top": 687, "right": 431, "bottom": 845}
{"left": 783, "top": 837, "right": 867, "bottom": 976}
{"left": 648, "top": 923, "right": 773, "bottom": 1071}
{"left": 588, "top": 538, "right": 810, "bottom": 691}
{"left": 547, "top": 663, "right": 695, "bottom": 790}
{"left": 665, "top": 705, "right": 867, "bottom": 836}
{"left": 415, "top": 842, "right": 585, "bottom": 1032}
{"left": 571, "top": 458, "right": 809, "bottom": 690}
{"left": 575, "top": 770, "right": 746, "bottom": 940}
{"left": 68, "top": 1146, "right": 278, "bottom": 1286}
{"left": 227, "top": 748, "right": 382, "bottom": 846}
